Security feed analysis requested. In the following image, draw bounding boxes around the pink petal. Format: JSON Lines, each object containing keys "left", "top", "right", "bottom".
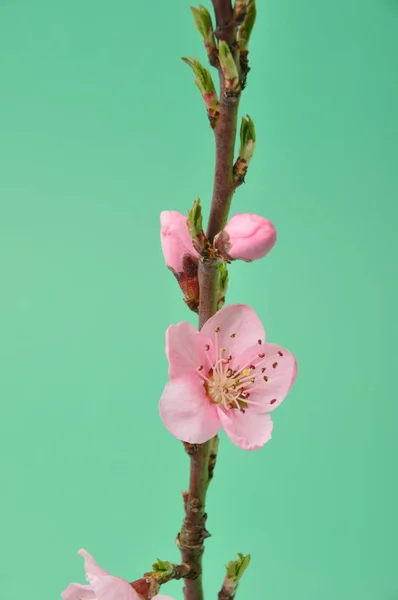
{"left": 90, "top": 577, "right": 140, "bottom": 600}
{"left": 201, "top": 304, "right": 265, "bottom": 357}
{"left": 166, "top": 321, "right": 214, "bottom": 380}
{"left": 159, "top": 374, "right": 221, "bottom": 443}
{"left": 237, "top": 343, "right": 297, "bottom": 412}
{"left": 77, "top": 550, "right": 140, "bottom": 600}
{"left": 78, "top": 549, "right": 109, "bottom": 578}
{"left": 62, "top": 583, "right": 96, "bottom": 600}
{"left": 160, "top": 211, "right": 198, "bottom": 272}
{"left": 218, "top": 408, "right": 273, "bottom": 451}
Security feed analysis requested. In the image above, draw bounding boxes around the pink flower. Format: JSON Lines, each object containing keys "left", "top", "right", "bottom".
{"left": 159, "top": 304, "right": 297, "bottom": 450}
{"left": 214, "top": 213, "right": 276, "bottom": 262}
{"left": 62, "top": 549, "right": 174, "bottom": 600}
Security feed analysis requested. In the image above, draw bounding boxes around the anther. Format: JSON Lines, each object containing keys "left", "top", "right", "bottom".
{"left": 258, "top": 339, "right": 262, "bottom": 344}
{"left": 270, "top": 398, "right": 277, "bottom": 405}
{"left": 261, "top": 367, "right": 266, "bottom": 373}
{"left": 272, "top": 362, "right": 278, "bottom": 369}
{"left": 263, "top": 376, "right": 268, "bottom": 382}
{"left": 258, "top": 352, "right": 265, "bottom": 358}
{"left": 278, "top": 351, "right": 284, "bottom": 356}
{"left": 230, "top": 333, "right": 236, "bottom": 338}
{"left": 204, "top": 344, "right": 210, "bottom": 351}
{"left": 215, "top": 327, "right": 220, "bottom": 333}
{"left": 250, "top": 377, "right": 255, "bottom": 383}
{"left": 197, "top": 365, "right": 203, "bottom": 371}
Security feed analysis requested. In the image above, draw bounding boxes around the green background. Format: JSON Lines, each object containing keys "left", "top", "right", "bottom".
{"left": 1, "top": 1, "right": 397, "bottom": 599}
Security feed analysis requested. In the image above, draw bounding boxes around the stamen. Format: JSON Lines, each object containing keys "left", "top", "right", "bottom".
{"left": 263, "top": 376, "right": 268, "bottom": 382}
{"left": 278, "top": 351, "right": 284, "bottom": 356}
{"left": 197, "top": 365, "right": 203, "bottom": 371}
{"left": 230, "top": 333, "right": 236, "bottom": 338}
{"left": 204, "top": 344, "right": 210, "bottom": 351}
{"left": 261, "top": 367, "right": 266, "bottom": 373}
{"left": 270, "top": 398, "right": 277, "bottom": 405}
{"left": 258, "top": 339, "right": 262, "bottom": 344}
{"left": 272, "top": 362, "right": 278, "bottom": 369}
{"left": 258, "top": 352, "right": 265, "bottom": 358}
{"left": 215, "top": 327, "right": 220, "bottom": 333}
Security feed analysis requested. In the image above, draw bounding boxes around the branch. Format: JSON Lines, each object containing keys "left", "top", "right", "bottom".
{"left": 211, "top": 0, "right": 235, "bottom": 42}
{"left": 177, "top": 2, "right": 243, "bottom": 598}
{"left": 177, "top": 442, "right": 212, "bottom": 600}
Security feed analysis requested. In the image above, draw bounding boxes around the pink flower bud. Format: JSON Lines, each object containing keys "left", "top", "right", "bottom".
{"left": 214, "top": 213, "right": 276, "bottom": 262}
{"left": 160, "top": 211, "right": 200, "bottom": 312}
{"left": 160, "top": 211, "right": 198, "bottom": 272}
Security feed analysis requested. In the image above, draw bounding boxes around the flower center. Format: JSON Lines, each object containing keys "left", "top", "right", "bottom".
{"left": 196, "top": 330, "right": 269, "bottom": 412}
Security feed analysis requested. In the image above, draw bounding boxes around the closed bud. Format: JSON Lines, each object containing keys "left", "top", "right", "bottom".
{"left": 224, "top": 553, "right": 251, "bottom": 592}
{"left": 214, "top": 213, "right": 276, "bottom": 262}
{"left": 237, "top": 0, "right": 256, "bottom": 88}
{"left": 234, "top": 115, "right": 256, "bottom": 184}
{"left": 187, "top": 197, "right": 209, "bottom": 255}
{"left": 191, "top": 5, "right": 218, "bottom": 65}
{"left": 182, "top": 57, "right": 220, "bottom": 128}
{"left": 237, "top": 0, "right": 256, "bottom": 52}
{"left": 218, "top": 41, "right": 240, "bottom": 95}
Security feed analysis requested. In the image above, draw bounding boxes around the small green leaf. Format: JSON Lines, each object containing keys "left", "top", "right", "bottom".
{"left": 191, "top": 5, "right": 212, "bottom": 38}
{"left": 219, "top": 262, "right": 229, "bottom": 289}
{"left": 182, "top": 57, "right": 217, "bottom": 96}
{"left": 152, "top": 559, "right": 173, "bottom": 575}
{"left": 225, "top": 553, "right": 251, "bottom": 583}
{"left": 187, "top": 198, "right": 203, "bottom": 239}
{"left": 239, "top": 115, "right": 256, "bottom": 162}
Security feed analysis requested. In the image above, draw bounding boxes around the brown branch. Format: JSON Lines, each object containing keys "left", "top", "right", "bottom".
{"left": 211, "top": 0, "right": 235, "bottom": 42}
{"left": 177, "top": 442, "right": 212, "bottom": 600}
{"left": 177, "top": 2, "right": 242, "bottom": 599}
{"left": 206, "top": 85, "right": 240, "bottom": 242}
